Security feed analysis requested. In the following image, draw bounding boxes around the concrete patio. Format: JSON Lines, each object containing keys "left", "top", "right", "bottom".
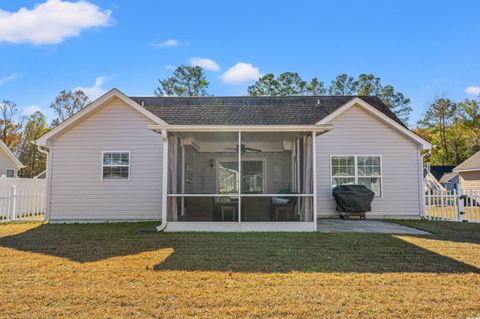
{"left": 317, "top": 219, "right": 430, "bottom": 234}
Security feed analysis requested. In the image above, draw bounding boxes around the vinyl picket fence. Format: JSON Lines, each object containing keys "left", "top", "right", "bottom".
{"left": 425, "top": 188, "right": 480, "bottom": 223}
{"left": 0, "top": 177, "right": 46, "bottom": 223}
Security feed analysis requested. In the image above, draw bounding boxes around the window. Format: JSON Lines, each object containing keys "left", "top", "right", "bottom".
{"left": 102, "top": 152, "right": 130, "bottom": 180}
{"left": 6, "top": 169, "right": 15, "bottom": 178}
{"left": 217, "top": 161, "right": 238, "bottom": 193}
{"left": 217, "top": 160, "right": 265, "bottom": 194}
{"left": 331, "top": 155, "right": 382, "bottom": 197}
{"left": 241, "top": 160, "right": 264, "bottom": 193}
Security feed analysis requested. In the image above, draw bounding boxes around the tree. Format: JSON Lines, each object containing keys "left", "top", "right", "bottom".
{"left": 17, "top": 111, "right": 50, "bottom": 178}
{"left": 247, "top": 72, "right": 324, "bottom": 96}
{"left": 50, "top": 89, "right": 90, "bottom": 126}
{"left": 306, "top": 77, "right": 326, "bottom": 95}
{"left": 0, "top": 100, "right": 24, "bottom": 148}
{"left": 248, "top": 72, "right": 412, "bottom": 123}
{"left": 419, "top": 97, "right": 457, "bottom": 164}
{"left": 377, "top": 85, "right": 412, "bottom": 124}
{"left": 458, "top": 97, "right": 480, "bottom": 153}
{"left": 246, "top": 73, "right": 280, "bottom": 96}
{"left": 327, "top": 74, "right": 357, "bottom": 95}
{"left": 155, "top": 66, "right": 209, "bottom": 97}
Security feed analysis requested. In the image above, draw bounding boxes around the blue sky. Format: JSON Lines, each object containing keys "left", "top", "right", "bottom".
{"left": 0, "top": 0, "right": 479, "bottom": 126}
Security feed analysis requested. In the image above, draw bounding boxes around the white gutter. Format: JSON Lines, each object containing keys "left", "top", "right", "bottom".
{"left": 453, "top": 168, "right": 480, "bottom": 173}
{"left": 37, "top": 144, "right": 50, "bottom": 221}
{"left": 419, "top": 150, "right": 430, "bottom": 218}
{"left": 147, "top": 124, "right": 334, "bottom": 133}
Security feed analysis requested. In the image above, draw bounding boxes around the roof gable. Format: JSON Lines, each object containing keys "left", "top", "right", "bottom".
{"left": 454, "top": 151, "right": 480, "bottom": 172}
{"left": 36, "top": 89, "right": 166, "bottom": 146}
{"left": 0, "top": 139, "right": 23, "bottom": 169}
{"left": 316, "top": 97, "right": 431, "bottom": 149}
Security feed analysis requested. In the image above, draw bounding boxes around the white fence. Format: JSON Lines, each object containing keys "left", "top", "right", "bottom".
{"left": 425, "top": 189, "right": 480, "bottom": 223}
{"left": 0, "top": 177, "right": 46, "bottom": 223}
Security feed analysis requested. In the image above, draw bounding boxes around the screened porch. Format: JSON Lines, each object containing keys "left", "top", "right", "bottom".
{"left": 160, "top": 129, "right": 320, "bottom": 230}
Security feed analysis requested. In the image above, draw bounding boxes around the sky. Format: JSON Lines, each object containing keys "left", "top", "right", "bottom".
{"left": 0, "top": 0, "right": 479, "bottom": 127}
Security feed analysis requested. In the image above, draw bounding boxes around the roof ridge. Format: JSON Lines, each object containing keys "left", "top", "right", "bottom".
{"left": 130, "top": 95, "right": 362, "bottom": 99}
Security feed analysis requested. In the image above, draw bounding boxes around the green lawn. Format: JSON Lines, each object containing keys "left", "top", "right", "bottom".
{"left": 0, "top": 221, "right": 479, "bottom": 318}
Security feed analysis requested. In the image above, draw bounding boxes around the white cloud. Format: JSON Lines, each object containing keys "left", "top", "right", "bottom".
{"left": 165, "top": 64, "right": 176, "bottom": 70}
{"left": 189, "top": 57, "right": 220, "bottom": 72}
{"left": 220, "top": 62, "right": 261, "bottom": 84}
{"left": 152, "top": 39, "right": 181, "bottom": 48}
{"left": 0, "top": 0, "right": 112, "bottom": 45}
{"left": 465, "top": 86, "right": 480, "bottom": 95}
{"left": 0, "top": 73, "right": 18, "bottom": 85}
{"left": 22, "top": 105, "right": 42, "bottom": 116}
{"left": 74, "top": 76, "right": 108, "bottom": 99}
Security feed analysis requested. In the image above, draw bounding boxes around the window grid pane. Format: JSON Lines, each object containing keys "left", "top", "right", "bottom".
{"left": 331, "top": 156, "right": 355, "bottom": 177}
{"left": 102, "top": 152, "right": 130, "bottom": 180}
{"left": 357, "top": 156, "right": 381, "bottom": 177}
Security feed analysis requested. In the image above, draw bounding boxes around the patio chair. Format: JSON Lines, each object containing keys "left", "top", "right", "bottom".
{"left": 270, "top": 196, "right": 298, "bottom": 221}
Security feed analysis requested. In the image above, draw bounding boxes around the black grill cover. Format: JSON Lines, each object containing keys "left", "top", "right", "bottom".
{"left": 332, "top": 185, "right": 375, "bottom": 213}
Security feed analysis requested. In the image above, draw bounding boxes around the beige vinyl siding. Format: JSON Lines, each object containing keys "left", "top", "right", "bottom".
{"left": 459, "top": 171, "right": 480, "bottom": 193}
{"left": 316, "top": 105, "right": 421, "bottom": 218}
{"left": 49, "top": 97, "right": 163, "bottom": 221}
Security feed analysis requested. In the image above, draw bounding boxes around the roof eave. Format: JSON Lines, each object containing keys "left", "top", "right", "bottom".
{"left": 147, "top": 124, "right": 335, "bottom": 133}
{"left": 453, "top": 168, "right": 480, "bottom": 173}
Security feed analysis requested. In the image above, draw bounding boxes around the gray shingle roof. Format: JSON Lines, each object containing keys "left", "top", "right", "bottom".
{"left": 454, "top": 151, "right": 480, "bottom": 172}
{"left": 439, "top": 172, "right": 458, "bottom": 184}
{"left": 429, "top": 165, "right": 456, "bottom": 181}
{"left": 129, "top": 95, "right": 406, "bottom": 127}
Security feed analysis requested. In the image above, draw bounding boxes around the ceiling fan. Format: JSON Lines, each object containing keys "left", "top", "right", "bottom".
{"left": 225, "top": 143, "right": 262, "bottom": 154}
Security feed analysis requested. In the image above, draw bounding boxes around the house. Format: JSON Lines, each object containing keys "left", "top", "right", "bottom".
{"left": 424, "top": 165, "right": 458, "bottom": 192}
{"left": 36, "top": 89, "right": 431, "bottom": 231}
{"left": 438, "top": 172, "right": 459, "bottom": 191}
{"left": 424, "top": 170, "right": 444, "bottom": 192}
{"left": 0, "top": 139, "right": 23, "bottom": 178}
{"left": 453, "top": 151, "right": 480, "bottom": 193}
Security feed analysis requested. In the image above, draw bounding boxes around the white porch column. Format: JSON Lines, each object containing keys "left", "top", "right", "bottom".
{"left": 161, "top": 129, "right": 168, "bottom": 225}
{"left": 238, "top": 131, "right": 242, "bottom": 231}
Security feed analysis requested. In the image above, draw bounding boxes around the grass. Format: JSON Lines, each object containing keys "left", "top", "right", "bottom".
{"left": 0, "top": 221, "right": 479, "bottom": 318}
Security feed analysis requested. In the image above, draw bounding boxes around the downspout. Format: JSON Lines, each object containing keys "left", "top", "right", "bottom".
{"left": 157, "top": 129, "right": 169, "bottom": 232}
{"left": 419, "top": 149, "right": 431, "bottom": 219}
{"left": 37, "top": 144, "right": 50, "bottom": 221}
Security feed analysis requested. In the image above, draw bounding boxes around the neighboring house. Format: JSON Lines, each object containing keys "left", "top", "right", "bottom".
{"left": 453, "top": 151, "right": 480, "bottom": 193}
{"left": 439, "top": 172, "right": 459, "bottom": 191}
{"left": 0, "top": 139, "right": 24, "bottom": 178}
{"left": 424, "top": 165, "right": 458, "bottom": 191}
{"left": 36, "top": 89, "right": 431, "bottom": 231}
{"left": 424, "top": 170, "right": 444, "bottom": 192}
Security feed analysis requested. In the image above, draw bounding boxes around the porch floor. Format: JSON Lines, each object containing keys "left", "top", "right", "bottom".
{"left": 317, "top": 219, "right": 430, "bottom": 234}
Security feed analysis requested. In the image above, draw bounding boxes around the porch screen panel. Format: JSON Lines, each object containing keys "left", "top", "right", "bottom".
{"left": 172, "top": 132, "right": 239, "bottom": 195}
{"left": 239, "top": 132, "right": 314, "bottom": 222}
{"left": 167, "top": 131, "right": 240, "bottom": 222}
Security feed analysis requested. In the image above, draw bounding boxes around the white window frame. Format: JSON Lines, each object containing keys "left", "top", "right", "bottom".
{"left": 101, "top": 151, "right": 131, "bottom": 181}
{"left": 215, "top": 158, "right": 267, "bottom": 194}
{"left": 330, "top": 155, "right": 383, "bottom": 198}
